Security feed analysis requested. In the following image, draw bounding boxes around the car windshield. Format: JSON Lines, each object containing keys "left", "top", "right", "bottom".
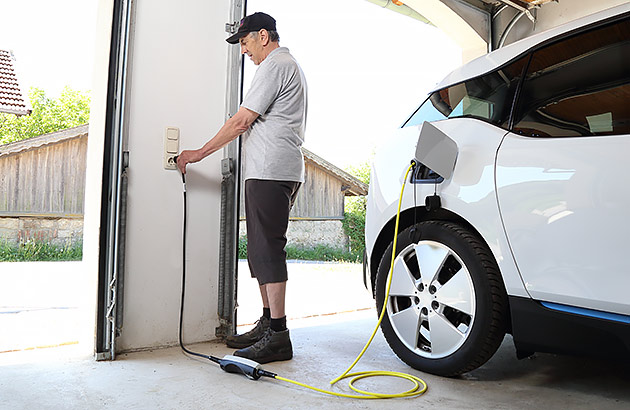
{"left": 402, "top": 94, "right": 448, "bottom": 128}
{"left": 404, "top": 55, "right": 529, "bottom": 128}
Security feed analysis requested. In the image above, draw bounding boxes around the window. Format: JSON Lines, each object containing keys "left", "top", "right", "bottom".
{"left": 404, "top": 56, "right": 528, "bottom": 128}
{"left": 513, "top": 18, "right": 630, "bottom": 137}
{"left": 403, "top": 94, "right": 447, "bottom": 128}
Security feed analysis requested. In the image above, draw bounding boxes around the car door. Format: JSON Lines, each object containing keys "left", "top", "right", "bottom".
{"left": 496, "top": 16, "right": 630, "bottom": 315}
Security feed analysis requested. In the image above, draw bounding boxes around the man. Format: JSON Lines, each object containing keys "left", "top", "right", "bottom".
{"left": 176, "top": 12, "right": 307, "bottom": 364}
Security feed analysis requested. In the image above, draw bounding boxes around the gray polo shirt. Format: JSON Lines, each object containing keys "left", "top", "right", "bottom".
{"left": 241, "top": 47, "right": 307, "bottom": 182}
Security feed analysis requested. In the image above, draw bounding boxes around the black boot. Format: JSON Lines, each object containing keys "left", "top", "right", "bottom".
{"left": 225, "top": 316, "right": 270, "bottom": 349}
{"left": 233, "top": 328, "right": 293, "bottom": 364}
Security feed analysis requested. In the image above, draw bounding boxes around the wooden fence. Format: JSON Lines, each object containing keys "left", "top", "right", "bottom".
{"left": 0, "top": 125, "right": 88, "bottom": 217}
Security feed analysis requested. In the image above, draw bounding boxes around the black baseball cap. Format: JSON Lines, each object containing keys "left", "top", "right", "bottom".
{"left": 226, "top": 12, "right": 277, "bottom": 44}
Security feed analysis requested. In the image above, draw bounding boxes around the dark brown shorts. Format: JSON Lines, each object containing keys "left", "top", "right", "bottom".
{"left": 245, "top": 179, "right": 301, "bottom": 285}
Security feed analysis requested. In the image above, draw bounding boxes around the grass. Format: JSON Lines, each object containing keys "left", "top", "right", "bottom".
{"left": 238, "top": 236, "right": 362, "bottom": 263}
{"left": 285, "top": 244, "right": 361, "bottom": 263}
{"left": 0, "top": 240, "right": 83, "bottom": 262}
{"left": 2, "top": 237, "right": 360, "bottom": 263}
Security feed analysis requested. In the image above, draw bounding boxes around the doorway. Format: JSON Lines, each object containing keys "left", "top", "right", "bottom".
{"left": 0, "top": 0, "right": 98, "bottom": 359}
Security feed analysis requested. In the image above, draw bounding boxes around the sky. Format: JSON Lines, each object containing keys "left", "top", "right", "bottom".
{"left": 0, "top": 0, "right": 97, "bottom": 98}
{"left": 247, "top": 0, "right": 462, "bottom": 168}
{"left": 0, "top": 0, "right": 461, "bottom": 169}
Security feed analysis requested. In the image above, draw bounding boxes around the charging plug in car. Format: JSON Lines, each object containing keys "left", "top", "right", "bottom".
{"left": 413, "top": 122, "right": 456, "bottom": 213}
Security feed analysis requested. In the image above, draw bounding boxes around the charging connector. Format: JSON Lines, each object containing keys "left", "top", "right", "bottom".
{"left": 218, "top": 355, "right": 276, "bottom": 380}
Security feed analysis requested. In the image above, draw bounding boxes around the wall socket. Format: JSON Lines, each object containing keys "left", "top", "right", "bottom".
{"left": 164, "top": 126, "right": 179, "bottom": 170}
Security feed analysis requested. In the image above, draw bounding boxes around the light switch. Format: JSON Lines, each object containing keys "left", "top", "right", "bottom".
{"left": 164, "top": 126, "right": 179, "bottom": 170}
{"left": 166, "top": 139, "right": 178, "bottom": 153}
{"left": 166, "top": 127, "right": 179, "bottom": 141}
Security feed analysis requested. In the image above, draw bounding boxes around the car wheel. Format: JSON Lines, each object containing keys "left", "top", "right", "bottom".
{"left": 375, "top": 220, "right": 508, "bottom": 376}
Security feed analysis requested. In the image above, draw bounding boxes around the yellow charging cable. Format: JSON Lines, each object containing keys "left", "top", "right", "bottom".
{"left": 274, "top": 163, "right": 427, "bottom": 399}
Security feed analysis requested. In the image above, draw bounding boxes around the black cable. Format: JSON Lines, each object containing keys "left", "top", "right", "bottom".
{"left": 177, "top": 171, "right": 220, "bottom": 364}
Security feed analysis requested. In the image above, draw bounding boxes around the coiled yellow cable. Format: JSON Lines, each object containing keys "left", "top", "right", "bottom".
{"left": 274, "top": 163, "right": 427, "bottom": 399}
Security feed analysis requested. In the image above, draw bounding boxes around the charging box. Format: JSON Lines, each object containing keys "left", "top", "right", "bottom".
{"left": 415, "top": 121, "right": 458, "bottom": 180}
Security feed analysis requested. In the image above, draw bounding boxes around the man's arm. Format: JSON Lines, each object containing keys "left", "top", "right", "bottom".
{"left": 176, "top": 106, "right": 259, "bottom": 174}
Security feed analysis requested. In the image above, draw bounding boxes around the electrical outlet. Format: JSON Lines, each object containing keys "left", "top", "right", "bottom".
{"left": 165, "top": 155, "right": 177, "bottom": 169}
{"left": 164, "top": 127, "right": 179, "bottom": 170}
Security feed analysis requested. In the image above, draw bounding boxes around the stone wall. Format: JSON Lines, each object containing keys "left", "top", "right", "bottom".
{"left": 239, "top": 219, "right": 348, "bottom": 250}
{"left": 2, "top": 216, "right": 344, "bottom": 251}
{"left": 0, "top": 216, "right": 83, "bottom": 247}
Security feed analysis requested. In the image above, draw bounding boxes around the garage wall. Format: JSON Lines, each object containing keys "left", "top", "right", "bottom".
{"left": 498, "top": 0, "right": 628, "bottom": 47}
{"left": 404, "top": 0, "right": 487, "bottom": 63}
{"left": 404, "top": 0, "right": 627, "bottom": 62}
{"left": 117, "top": 0, "right": 230, "bottom": 351}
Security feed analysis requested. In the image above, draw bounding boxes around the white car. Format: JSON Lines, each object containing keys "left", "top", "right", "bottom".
{"left": 364, "top": 5, "right": 630, "bottom": 376}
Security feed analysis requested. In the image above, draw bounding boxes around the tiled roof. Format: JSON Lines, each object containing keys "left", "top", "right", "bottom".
{"left": 0, "top": 49, "right": 30, "bottom": 116}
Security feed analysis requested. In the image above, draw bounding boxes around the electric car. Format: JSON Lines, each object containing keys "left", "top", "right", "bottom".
{"left": 364, "top": 5, "right": 630, "bottom": 377}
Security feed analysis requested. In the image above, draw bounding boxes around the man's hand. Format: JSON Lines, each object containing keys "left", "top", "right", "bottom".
{"left": 176, "top": 149, "right": 203, "bottom": 174}
{"left": 175, "top": 107, "right": 258, "bottom": 174}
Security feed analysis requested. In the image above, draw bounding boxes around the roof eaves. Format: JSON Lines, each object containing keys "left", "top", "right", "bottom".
{"left": 302, "top": 147, "right": 369, "bottom": 196}
{"left": 0, "top": 124, "right": 89, "bottom": 157}
{"left": 0, "top": 105, "right": 32, "bottom": 116}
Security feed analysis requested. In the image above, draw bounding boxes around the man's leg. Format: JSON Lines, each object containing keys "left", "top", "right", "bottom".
{"left": 234, "top": 280, "right": 290, "bottom": 363}
{"left": 232, "top": 180, "right": 299, "bottom": 363}
{"left": 225, "top": 180, "right": 274, "bottom": 349}
{"left": 224, "top": 284, "right": 271, "bottom": 348}
{"left": 264, "top": 282, "right": 286, "bottom": 318}
{"left": 259, "top": 284, "right": 270, "bottom": 310}
{"left": 264, "top": 281, "right": 287, "bottom": 332}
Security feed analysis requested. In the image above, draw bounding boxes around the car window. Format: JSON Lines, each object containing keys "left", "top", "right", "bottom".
{"left": 403, "top": 94, "right": 448, "bottom": 127}
{"left": 404, "top": 56, "right": 528, "bottom": 128}
{"left": 513, "top": 18, "right": 630, "bottom": 137}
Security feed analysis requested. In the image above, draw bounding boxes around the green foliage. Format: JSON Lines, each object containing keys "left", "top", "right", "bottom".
{"left": 345, "top": 160, "right": 371, "bottom": 185}
{"left": 0, "top": 87, "right": 90, "bottom": 145}
{"left": 341, "top": 159, "right": 372, "bottom": 262}
{"left": 0, "top": 239, "right": 83, "bottom": 262}
{"left": 238, "top": 236, "right": 359, "bottom": 263}
{"left": 342, "top": 197, "right": 366, "bottom": 261}
{"left": 285, "top": 244, "right": 360, "bottom": 263}
{"left": 238, "top": 235, "right": 248, "bottom": 259}
{"left": 346, "top": 161, "right": 371, "bottom": 184}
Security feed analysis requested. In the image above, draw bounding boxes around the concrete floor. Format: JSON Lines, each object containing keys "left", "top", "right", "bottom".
{"left": 0, "top": 261, "right": 374, "bottom": 353}
{"left": 1, "top": 261, "right": 629, "bottom": 409}
{"left": 0, "top": 262, "right": 85, "bottom": 353}
{"left": 1, "top": 308, "right": 629, "bottom": 410}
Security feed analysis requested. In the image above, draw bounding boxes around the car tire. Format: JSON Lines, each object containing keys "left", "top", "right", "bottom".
{"left": 375, "top": 220, "right": 508, "bottom": 376}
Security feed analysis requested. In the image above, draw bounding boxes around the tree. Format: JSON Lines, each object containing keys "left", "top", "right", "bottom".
{"left": 342, "top": 160, "right": 372, "bottom": 261}
{"left": 0, "top": 86, "right": 90, "bottom": 145}
{"left": 346, "top": 161, "right": 371, "bottom": 186}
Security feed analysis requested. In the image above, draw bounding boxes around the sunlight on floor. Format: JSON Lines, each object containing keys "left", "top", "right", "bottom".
{"left": 0, "top": 261, "right": 85, "bottom": 356}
